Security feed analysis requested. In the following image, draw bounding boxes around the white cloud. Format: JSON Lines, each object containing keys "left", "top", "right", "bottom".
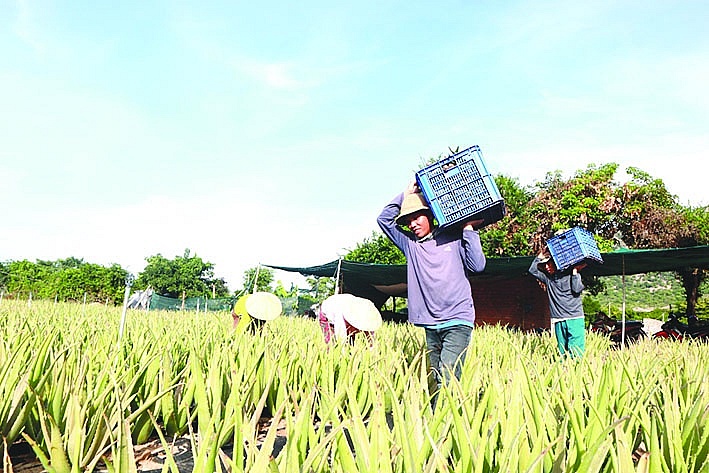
{"left": 12, "top": 0, "right": 46, "bottom": 54}
{"left": 247, "top": 62, "right": 299, "bottom": 90}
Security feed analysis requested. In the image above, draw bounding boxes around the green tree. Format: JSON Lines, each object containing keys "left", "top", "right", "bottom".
{"left": 3, "top": 258, "right": 128, "bottom": 304}
{"left": 518, "top": 163, "right": 701, "bottom": 253}
{"left": 477, "top": 175, "right": 534, "bottom": 257}
{"left": 303, "top": 276, "right": 336, "bottom": 302}
{"left": 5, "top": 260, "right": 51, "bottom": 298}
{"left": 52, "top": 257, "right": 86, "bottom": 270}
{"left": 502, "top": 163, "right": 709, "bottom": 313}
{"left": 49, "top": 267, "right": 85, "bottom": 302}
{"left": 135, "top": 249, "right": 229, "bottom": 298}
{"left": 102, "top": 264, "right": 131, "bottom": 303}
{"left": 345, "top": 231, "right": 405, "bottom": 265}
{"left": 0, "top": 261, "right": 7, "bottom": 291}
{"left": 241, "top": 266, "right": 275, "bottom": 294}
{"left": 273, "top": 280, "right": 297, "bottom": 298}
{"left": 507, "top": 163, "right": 621, "bottom": 256}
{"left": 667, "top": 203, "right": 709, "bottom": 317}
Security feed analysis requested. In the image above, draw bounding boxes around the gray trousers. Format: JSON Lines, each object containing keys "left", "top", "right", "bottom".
{"left": 424, "top": 324, "right": 472, "bottom": 386}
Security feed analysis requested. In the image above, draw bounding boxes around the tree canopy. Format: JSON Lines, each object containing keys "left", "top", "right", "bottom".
{"left": 346, "top": 231, "right": 406, "bottom": 265}
{"left": 0, "top": 257, "right": 128, "bottom": 304}
{"left": 241, "top": 266, "right": 276, "bottom": 294}
{"left": 134, "top": 249, "right": 229, "bottom": 299}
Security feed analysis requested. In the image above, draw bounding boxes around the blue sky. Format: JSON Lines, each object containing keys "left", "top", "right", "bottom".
{"left": 2, "top": 1, "right": 707, "bottom": 291}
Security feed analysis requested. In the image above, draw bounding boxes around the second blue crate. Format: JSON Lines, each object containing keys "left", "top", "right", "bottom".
{"left": 546, "top": 227, "right": 604, "bottom": 271}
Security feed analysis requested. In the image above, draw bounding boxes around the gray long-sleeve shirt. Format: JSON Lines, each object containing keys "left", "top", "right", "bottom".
{"left": 528, "top": 256, "right": 585, "bottom": 321}
{"left": 377, "top": 192, "right": 486, "bottom": 326}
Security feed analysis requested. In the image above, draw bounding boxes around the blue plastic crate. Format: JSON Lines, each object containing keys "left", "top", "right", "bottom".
{"left": 546, "top": 227, "right": 604, "bottom": 271}
{"left": 415, "top": 146, "right": 506, "bottom": 229}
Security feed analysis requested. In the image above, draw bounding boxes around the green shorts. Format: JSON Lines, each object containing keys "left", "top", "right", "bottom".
{"left": 552, "top": 318, "right": 585, "bottom": 358}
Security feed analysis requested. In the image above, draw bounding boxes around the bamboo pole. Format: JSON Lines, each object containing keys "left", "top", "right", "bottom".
{"left": 118, "top": 274, "right": 134, "bottom": 347}
{"left": 253, "top": 264, "right": 261, "bottom": 294}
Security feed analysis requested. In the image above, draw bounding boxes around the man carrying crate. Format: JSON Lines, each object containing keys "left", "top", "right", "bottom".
{"left": 528, "top": 247, "right": 587, "bottom": 358}
{"left": 378, "top": 181, "right": 486, "bottom": 406}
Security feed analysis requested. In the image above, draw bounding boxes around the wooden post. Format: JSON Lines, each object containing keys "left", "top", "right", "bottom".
{"left": 118, "top": 275, "right": 134, "bottom": 347}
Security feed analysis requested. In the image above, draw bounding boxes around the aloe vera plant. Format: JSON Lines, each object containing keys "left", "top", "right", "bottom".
{"left": 3, "top": 300, "right": 709, "bottom": 472}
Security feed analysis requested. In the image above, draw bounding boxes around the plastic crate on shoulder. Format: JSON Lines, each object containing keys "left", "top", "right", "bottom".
{"left": 546, "top": 227, "right": 604, "bottom": 271}
{"left": 415, "top": 145, "right": 506, "bottom": 229}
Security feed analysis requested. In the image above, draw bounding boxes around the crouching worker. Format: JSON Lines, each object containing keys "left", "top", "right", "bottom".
{"left": 232, "top": 292, "right": 282, "bottom": 335}
{"left": 528, "top": 248, "right": 587, "bottom": 358}
{"left": 318, "top": 293, "right": 383, "bottom": 346}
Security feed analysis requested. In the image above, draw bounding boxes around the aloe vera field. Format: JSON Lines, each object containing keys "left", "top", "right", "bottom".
{"left": 2, "top": 299, "right": 709, "bottom": 473}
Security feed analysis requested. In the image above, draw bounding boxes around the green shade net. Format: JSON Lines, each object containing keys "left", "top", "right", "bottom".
{"left": 146, "top": 293, "right": 307, "bottom": 315}
{"left": 267, "top": 246, "right": 709, "bottom": 307}
{"left": 148, "top": 294, "right": 236, "bottom": 312}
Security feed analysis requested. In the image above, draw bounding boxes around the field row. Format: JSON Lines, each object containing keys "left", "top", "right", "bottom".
{"left": 2, "top": 300, "right": 708, "bottom": 472}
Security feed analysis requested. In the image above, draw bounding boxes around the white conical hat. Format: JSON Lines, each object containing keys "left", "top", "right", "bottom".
{"left": 321, "top": 293, "right": 383, "bottom": 332}
{"left": 244, "top": 292, "right": 282, "bottom": 321}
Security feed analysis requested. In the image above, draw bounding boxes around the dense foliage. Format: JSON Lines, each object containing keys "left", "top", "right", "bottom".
{"left": 0, "top": 257, "right": 127, "bottom": 304}
{"left": 345, "top": 231, "right": 406, "bottom": 265}
{"left": 134, "top": 249, "right": 229, "bottom": 298}
{"left": 0, "top": 250, "right": 231, "bottom": 304}
{"left": 241, "top": 266, "right": 276, "bottom": 293}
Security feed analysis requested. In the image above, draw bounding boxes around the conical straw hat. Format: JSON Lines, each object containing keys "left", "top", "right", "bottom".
{"left": 396, "top": 192, "right": 430, "bottom": 226}
{"left": 245, "top": 292, "right": 282, "bottom": 321}
{"left": 321, "top": 293, "right": 382, "bottom": 331}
